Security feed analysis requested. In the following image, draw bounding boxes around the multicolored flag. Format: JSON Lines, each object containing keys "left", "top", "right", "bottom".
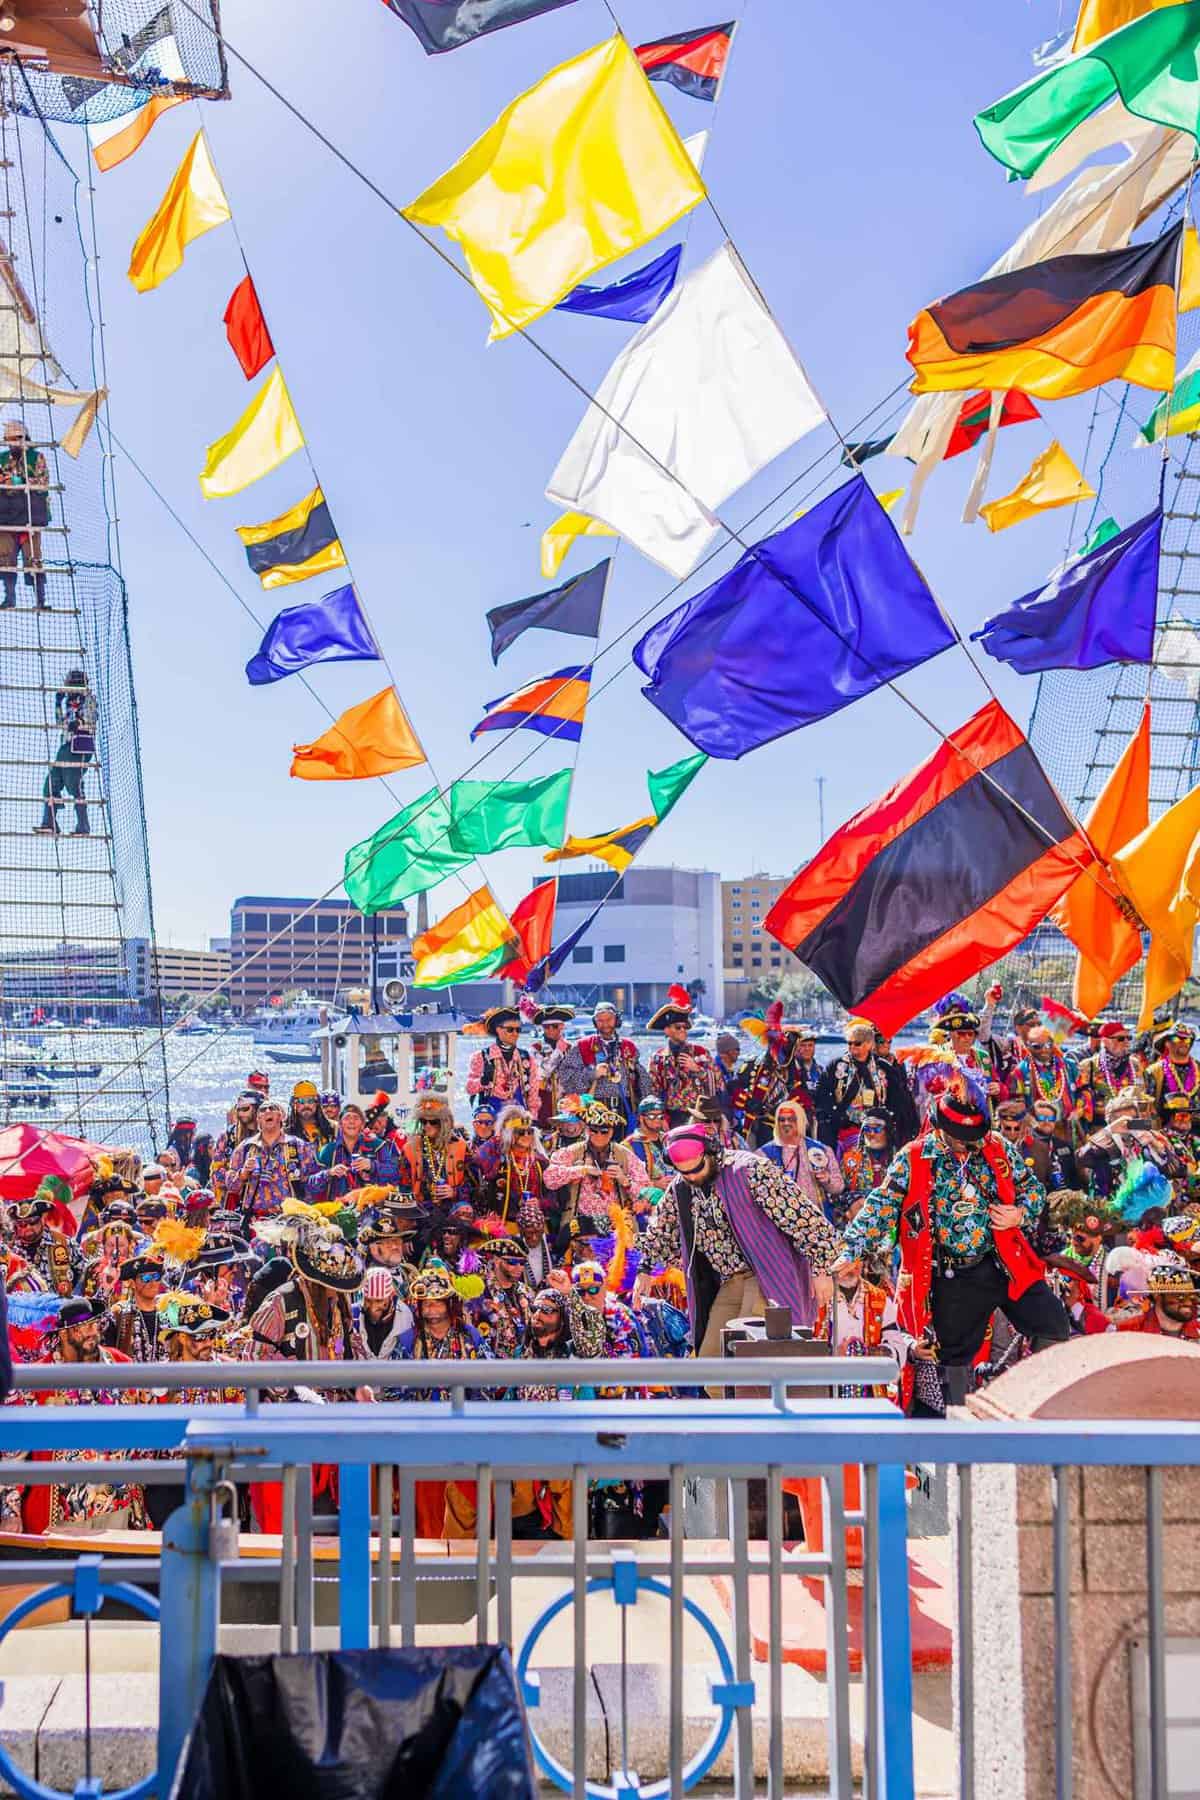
{"left": 634, "top": 21, "right": 735, "bottom": 100}
{"left": 543, "top": 750, "right": 706, "bottom": 871}
{"left": 236, "top": 487, "right": 345, "bottom": 589}
{"left": 1113, "top": 772, "right": 1200, "bottom": 1027}
{"left": 907, "top": 224, "right": 1180, "bottom": 399}
{"left": 470, "top": 666, "right": 591, "bottom": 742}
{"left": 245, "top": 585, "right": 377, "bottom": 685}
{"left": 978, "top": 442, "right": 1096, "bottom": 533}
{"left": 973, "top": 508, "right": 1160, "bottom": 671}
{"left": 1072, "top": 0, "right": 1180, "bottom": 50}
{"left": 633, "top": 478, "right": 955, "bottom": 757}
{"left": 556, "top": 244, "right": 683, "bottom": 324}
{"left": 487, "top": 559, "right": 609, "bottom": 663}
{"left": 199, "top": 367, "right": 304, "bottom": 499}
{"left": 412, "top": 886, "right": 518, "bottom": 987}
{"left": 291, "top": 688, "right": 424, "bottom": 781}
{"left": 224, "top": 275, "right": 275, "bottom": 380}
{"left": 382, "top": 0, "right": 579, "bottom": 53}
{"left": 128, "top": 130, "right": 230, "bottom": 293}
{"left": 944, "top": 390, "right": 1041, "bottom": 458}
{"left": 1140, "top": 345, "right": 1200, "bottom": 441}
{"left": 402, "top": 35, "right": 706, "bottom": 339}
{"left": 541, "top": 512, "right": 616, "bottom": 579}
{"left": 89, "top": 91, "right": 184, "bottom": 172}
{"left": 975, "top": 4, "right": 1200, "bottom": 179}
{"left": 764, "top": 702, "right": 1094, "bottom": 1034}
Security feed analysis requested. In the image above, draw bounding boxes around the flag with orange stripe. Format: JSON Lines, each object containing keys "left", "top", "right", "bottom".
{"left": 89, "top": 93, "right": 185, "bottom": 173}
{"left": 765, "top": 702, "right": 1094, "bottom": 1034}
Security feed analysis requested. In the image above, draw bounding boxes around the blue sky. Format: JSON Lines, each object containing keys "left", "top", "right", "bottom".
{"left": 68, "top": 0, "right": 1136, "bottom": 949}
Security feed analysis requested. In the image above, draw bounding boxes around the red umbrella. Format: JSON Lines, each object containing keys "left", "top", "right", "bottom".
{"left": 0, "top": 1124, "right": 99, "bottom": 1204}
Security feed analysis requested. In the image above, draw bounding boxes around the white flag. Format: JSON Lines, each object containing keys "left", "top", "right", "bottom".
{"left": 547, "top": 242, "right": 825, "bottom": 578}
{"left": 1156, "top": 612, "right": 1200, "bottom": 702}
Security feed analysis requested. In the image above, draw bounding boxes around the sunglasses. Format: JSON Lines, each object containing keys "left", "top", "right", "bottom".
{"left": 575, "top": 1277, "right": 604, "bottom": 1294}
{"left": 512, "top": 1127, "right": 533, "bottom": 1137}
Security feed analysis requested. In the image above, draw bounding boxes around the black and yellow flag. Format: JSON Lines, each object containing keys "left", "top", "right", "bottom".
{"left": 235, "top": 486, "right": 345, "bottom": 590}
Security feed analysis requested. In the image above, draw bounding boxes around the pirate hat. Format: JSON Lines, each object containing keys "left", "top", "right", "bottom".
{"left": 532, "top": 1004, "right": 575, "bottom": 1026}
{"left": 157, "top": 1292, "right": 231, "bottom": 1336}
{"left": 1147, "top": 1252, "right": 1195, "bottom": 1294}
{"left": 471, "top": 1218, "right": 526, "bottom": 1255}
{"left": 647, "top": 985, "right": 695, "bottom": 1032}
{"left": 482, "top": 1006, "right": 521, "bottom": 1036}
{"left": 932, "top": 1094, "right": 989, "bottom": 1143}
{"left": 119, "top": 1252, "right": 168, "bottom": 1284}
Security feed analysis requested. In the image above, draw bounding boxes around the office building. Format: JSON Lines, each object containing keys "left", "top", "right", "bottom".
{"left": 721, "top": 874, "right": 801, "bottom": 1015}
{"left": 228, "top": 897, "right": 410, "bottom": 1016}
{"left": 543, "top": 867, "right": 722, "bottom": 1016}
{"left": 126, "top": 940, "right": 231, "bottom": 1004}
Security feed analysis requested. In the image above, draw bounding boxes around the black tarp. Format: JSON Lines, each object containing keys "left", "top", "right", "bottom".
{"left": 170, "top": 1647, "right": 538, "bottom": 1800}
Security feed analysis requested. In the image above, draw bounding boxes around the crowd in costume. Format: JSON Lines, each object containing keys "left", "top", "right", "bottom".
{"left": 0, "top": 988, "right": 1195, "bottom": 1537}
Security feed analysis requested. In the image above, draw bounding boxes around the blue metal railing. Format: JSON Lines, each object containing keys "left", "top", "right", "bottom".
{"left": 2, "top": 1359, "right": 1196, "bottom": 1800}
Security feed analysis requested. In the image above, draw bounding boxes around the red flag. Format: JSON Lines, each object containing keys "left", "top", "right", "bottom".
{"left": 943, "top": 390, "right": 1040, "bottom": 460}
{"left": 224, "top": 274, "right": 275, "bottom": 380}
{"left": 498, "top": 880, "right": 557, "bottom": 984}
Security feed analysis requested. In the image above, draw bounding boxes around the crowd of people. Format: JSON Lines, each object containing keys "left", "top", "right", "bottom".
{"left": 0, "top": 983, "right": 1195, "bottom": 1540}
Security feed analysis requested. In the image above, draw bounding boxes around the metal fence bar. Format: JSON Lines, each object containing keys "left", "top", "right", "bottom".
{"left": 957, "top": 1465, "right": 974, "bottom": 1800}
{"left": 339, "top": 1462, "right": 372, "bottom": 1651}
{"left": 495, "top": 1477, "right": 513, "bottom": 1649}
{"left": 377, "top": 1463, "right": 393, "bottom": 1650}
{"left": 876, "top": 1462, "right": 916, "bottom": 1800}
{"left": 296, "top": 1474, "right": 314, "bottom": 1655}
{"left": 767, "top": 1464, "right": 784, "bottom": 1800}
{"left": 1146, "top": 1465, "right": 1168, "bottom": 1800}
{"left": 728, "top": 1477, "right": 754, "bottom": 1800}
{"left": 398, "top": 1472, "right": 416, "bottom": 1649}
{"left": 863, "top": 1462, "right": 880, "bottom": 1800}
{"left": 279, "top": 1464, "right": 296, "bottom": 1656}
{"left": 669, "top": 1463, "right": 683, "bottom": 1800}
{"left": 822, "top": 1466, "right": 853, "bottom": 1799}
{"left": 475, "top": 1462, "right": 492, "bottom": 1646}
{"left": 572, "top": 1467, "right": 587, "bottom": 1800}
{"left": 1052, "top": 1466, "right": 1072, "bottom": 1800}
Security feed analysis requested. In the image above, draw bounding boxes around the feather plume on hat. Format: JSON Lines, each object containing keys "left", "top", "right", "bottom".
{"left": 151, "top": 1218, "right": 206, "bottom": 1265}
{"left": 1113, "top": 1159, "right": 1175, "bottom": 1221}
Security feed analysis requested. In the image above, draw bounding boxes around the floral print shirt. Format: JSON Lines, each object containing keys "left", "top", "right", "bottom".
{"left": 841, "top": 1134, "right": 1045, "bottom": 1265}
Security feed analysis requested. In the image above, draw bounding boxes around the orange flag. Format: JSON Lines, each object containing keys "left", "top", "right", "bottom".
{"left": 1051, "top": 702, "right": 1150, "bottom": 1017}
{"left": 290, "top": 688, "right": 424, "bottom": 782}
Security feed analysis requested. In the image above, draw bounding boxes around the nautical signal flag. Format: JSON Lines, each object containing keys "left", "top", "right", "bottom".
{"left": 1113, "top": 772, "right": 1200, "bottom": 1027}
{"left": 635, "top": 21, "right": 735, "bottom": 100}
{"left": 496, "top": 880, "right": 558, "bottom": 985}
{"left": 245, "top": 585, "right": 377, "bottom": 686}
{"left": 1051, "top": 704, "right": 1150, "bottom": 1020}
{"left": 764, "top": 701, "right": 1094, "bottom": 1035}
{"left": 412, "top": 886, "right": 518, "bottom": 988}
{"left": 632, "top": 478, "right": 955, "bottom": 758}
{"left": 973, "top": 508, "right": 1160, "bottom": 673}
{"left": 978, "top": 442, "right": 1095, "bottom": 534}
{"left": 470, "top": 666, "right": 591, "bottom": 742}
{"left": 1072, "top": 0, "right": 1180, "bottom": 51}
{"left": 236, "top": 487, "right": 345, "bottom": 589}
{"left": 199, "top": 367, "right": 304, "bottom": 499}
{"left": 90, "top": 91, "right": 184, "bottom": 172}
{"left": 345, "top": 788, "right": 474, "bottom": 911}
{"left": 290, "top": 688, "right": 424, "bottom": 782}
{"left": 402, "top": 35, "right": 706, "bottom": 339}
{"left": 976, "top": 3, "right": 1200, "bottom": 180}
{"left": 128, "top": 130, "right": 231, "bottom": 294}
{"left": 544, "top": 750, "right": 706, "bottom": 872}
{"left": 224, "top": 275, "right": 275, "bottom": 381}
{"left": 487, "top": 559, "right": 609, "bottom": 663}
{"left": 906, "top": 224, "right": 1181, "bottom": 400}
{"left": 556, "top": 245, "right": 683, "bottom": 325}
{"left": 944, "top": 391, "right": 1040, "bottom": 459}
{"left": 541, "top": 512, "right": 616, "bottom": 580}
{"left": 448, "top": 769, "right": 573, "bottom": 854}
{"left": 382, "top": 0, "right": 579, "bottom": 54}
{"left": 1140, "top": 346, "right": 1200, "bottom": 442}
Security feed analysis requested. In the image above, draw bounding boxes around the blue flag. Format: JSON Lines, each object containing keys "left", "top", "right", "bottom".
{"left": 632, "top": 477, "right": 956, "bottom": 758}
{"left": 525, "top": 890, "right": 609, "bottom": 992}
{"left": 487, "top": 558, "right": 610, "bottom": 663}
{"left": 972, "top": 508, "right": 1161, "bottom": 675}
{"left": 245, "top": 584, "right": 378, "bottom": 686}
{"left": 556, "top": 245, "right": 683, "bottom": 324}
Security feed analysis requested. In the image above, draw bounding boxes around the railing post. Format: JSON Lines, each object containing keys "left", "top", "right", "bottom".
{"left": 339, "top": 1463, "right": 372, "bottom": 1650}
{"left": 157, "top": 1454, "right": 220, "bottom": 1797}
{"left": 875, "top": 1461, "right": 916, "bottom": 1800}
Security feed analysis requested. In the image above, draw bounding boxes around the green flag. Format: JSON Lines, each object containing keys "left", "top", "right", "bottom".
{"left": 975, "top": 3, "right": 1200, "bottom": 179}
{"left": 1140, "top": 347, "right": 1200, "bottom": 443}
{"left": 448, "top": 768, "right": 572, "bottom": 854}
{"left": 1078, "top": 518, "right": 1121, "bottom": 557}
{"left": 344, "top": 787, "right": 474, "bottom": 912}
{"left": 646, "top": 751, "right": 707, "bottom": 822}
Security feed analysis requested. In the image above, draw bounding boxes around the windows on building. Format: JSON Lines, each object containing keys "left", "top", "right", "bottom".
{"left": 603, "top": 944, "right": 625, "bottom": 963}
{"left": 573, "top": 946, "right": 594, "bottom": 964}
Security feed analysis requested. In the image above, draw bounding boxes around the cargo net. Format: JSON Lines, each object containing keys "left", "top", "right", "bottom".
{"left": 998, "top": 196, "right": 1200, "bottom": 1019}
{"left": 9, "top": 1, "right": 227, "bottom": 126}
{"left": 0, "top": 85, "right": 169, "bottom": 1152}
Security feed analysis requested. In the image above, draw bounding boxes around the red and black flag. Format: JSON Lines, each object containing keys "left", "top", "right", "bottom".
{"left": 635, "top": 21, "right": 735, "bottom": 101}
{"left": 907, "top": 223, "right": 1181, "bottom": 399}
{"left": 764, "top": 702, "right": 1093, "bottom": 1035}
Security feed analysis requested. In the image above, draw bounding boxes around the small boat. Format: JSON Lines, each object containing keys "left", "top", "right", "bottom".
{"left": 1, "top": 1070, "right": 52, "bottom": 1109}
{"left": 264, "top": 1046, "right": 318, "bottom": 1066}
{"left": 177, "top": 1016, "right": 216, "bottom": 1037}
{"left": 37, "top": 1060, "right": 103, "bottom": 1081}
{"left": 252, "top": 1001, "right": 325, "bottom": 1046}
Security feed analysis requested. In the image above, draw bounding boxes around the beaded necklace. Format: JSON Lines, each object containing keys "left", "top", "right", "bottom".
{"left": 1163, "top": 1056, "right": 1198, "bottom": 1098}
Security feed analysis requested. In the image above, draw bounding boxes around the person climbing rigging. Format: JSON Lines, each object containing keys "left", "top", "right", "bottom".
{"left": 34, "top": 668, "right": 96, "bottom": 837}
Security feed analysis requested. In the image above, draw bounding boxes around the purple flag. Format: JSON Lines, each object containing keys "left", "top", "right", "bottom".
{"left": 245, "top": 584, "right": 377, "bottom": 686}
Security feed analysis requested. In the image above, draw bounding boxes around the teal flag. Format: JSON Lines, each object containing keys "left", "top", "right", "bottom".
{"left": 647, "top": 751, "right": 707, "bottom": 822}
{"left": 344, "top": 787, "right": 473, "bottom": 912}
{"left": 449, "top": 768, "right": 572, "bottom": 854}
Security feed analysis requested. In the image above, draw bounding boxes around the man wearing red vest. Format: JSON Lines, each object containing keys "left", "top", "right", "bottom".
{"left": 831, "top": 1094, "right": 1070, "bottom": 1410}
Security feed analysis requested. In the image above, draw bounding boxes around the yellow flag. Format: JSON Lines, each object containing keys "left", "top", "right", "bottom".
{"left": 92, "top": 92, "right": 185, "bottom": 174}
{"left": 1112, "top": 779, "right": 1200, "bottom": 1028}
{"left": 877, "top": 488, "right": 905, "bottom": 513}
{"left": 199, "top": 367, "right": 304, "bottom": 499}
{"left": 128, "top": 130, "right": 231, "bottom": 294}
{"left": 543, "top": 815, "right": 656, "bottom": 874}
{"left": 1180, "top": 224, "right": 1200, "bottom": 313}
{"left": 291, "top": 688, "right": 425, "bottom": 782}
{"left": 978, "top": 441, "right": 1095, "bottom": 534}
{"left": 403, "top": 35, "right": 706, "bottom": 341}
{"left": 1071, "top": 0, "right": 1183, "bottom": 51}
{"left": 541, "top": 510, "right": 617, "bottom": 579}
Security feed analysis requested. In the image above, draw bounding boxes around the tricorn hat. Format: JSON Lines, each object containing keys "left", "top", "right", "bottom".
{"left": 482, "top": 1006, "right": 520, "bottom": 1036}
{"left": 647, "top": 985, "right": 694, "bottom": 1032}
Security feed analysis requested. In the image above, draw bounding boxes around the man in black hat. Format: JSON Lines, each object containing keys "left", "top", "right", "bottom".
{"left": 103, "top": 1254, "right": 168, "bottom": 1361}
{"left": 646, "top": 986, "right": 720, "bottom": 1127}
{"left": 831, "top": 1093, "right": 1070, "bottom": 1410}
{"left": 466, "top": 1007, "right": 541, "bottom": 1115}
{"left": 558, "top": 1002, "right": 646, "bottom": 1130}
{"left": 1144, "top": 1021, "right": 1200, "bottom": 1129}
{"left": 532, "top": 1003, "right": 575, "bottom": 1131}
{"left": 10, "top": 1197, "right": 82, "bottom": 1296}
{"left": 358, "top": 1194, "right": 422, "bottom": 1293}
